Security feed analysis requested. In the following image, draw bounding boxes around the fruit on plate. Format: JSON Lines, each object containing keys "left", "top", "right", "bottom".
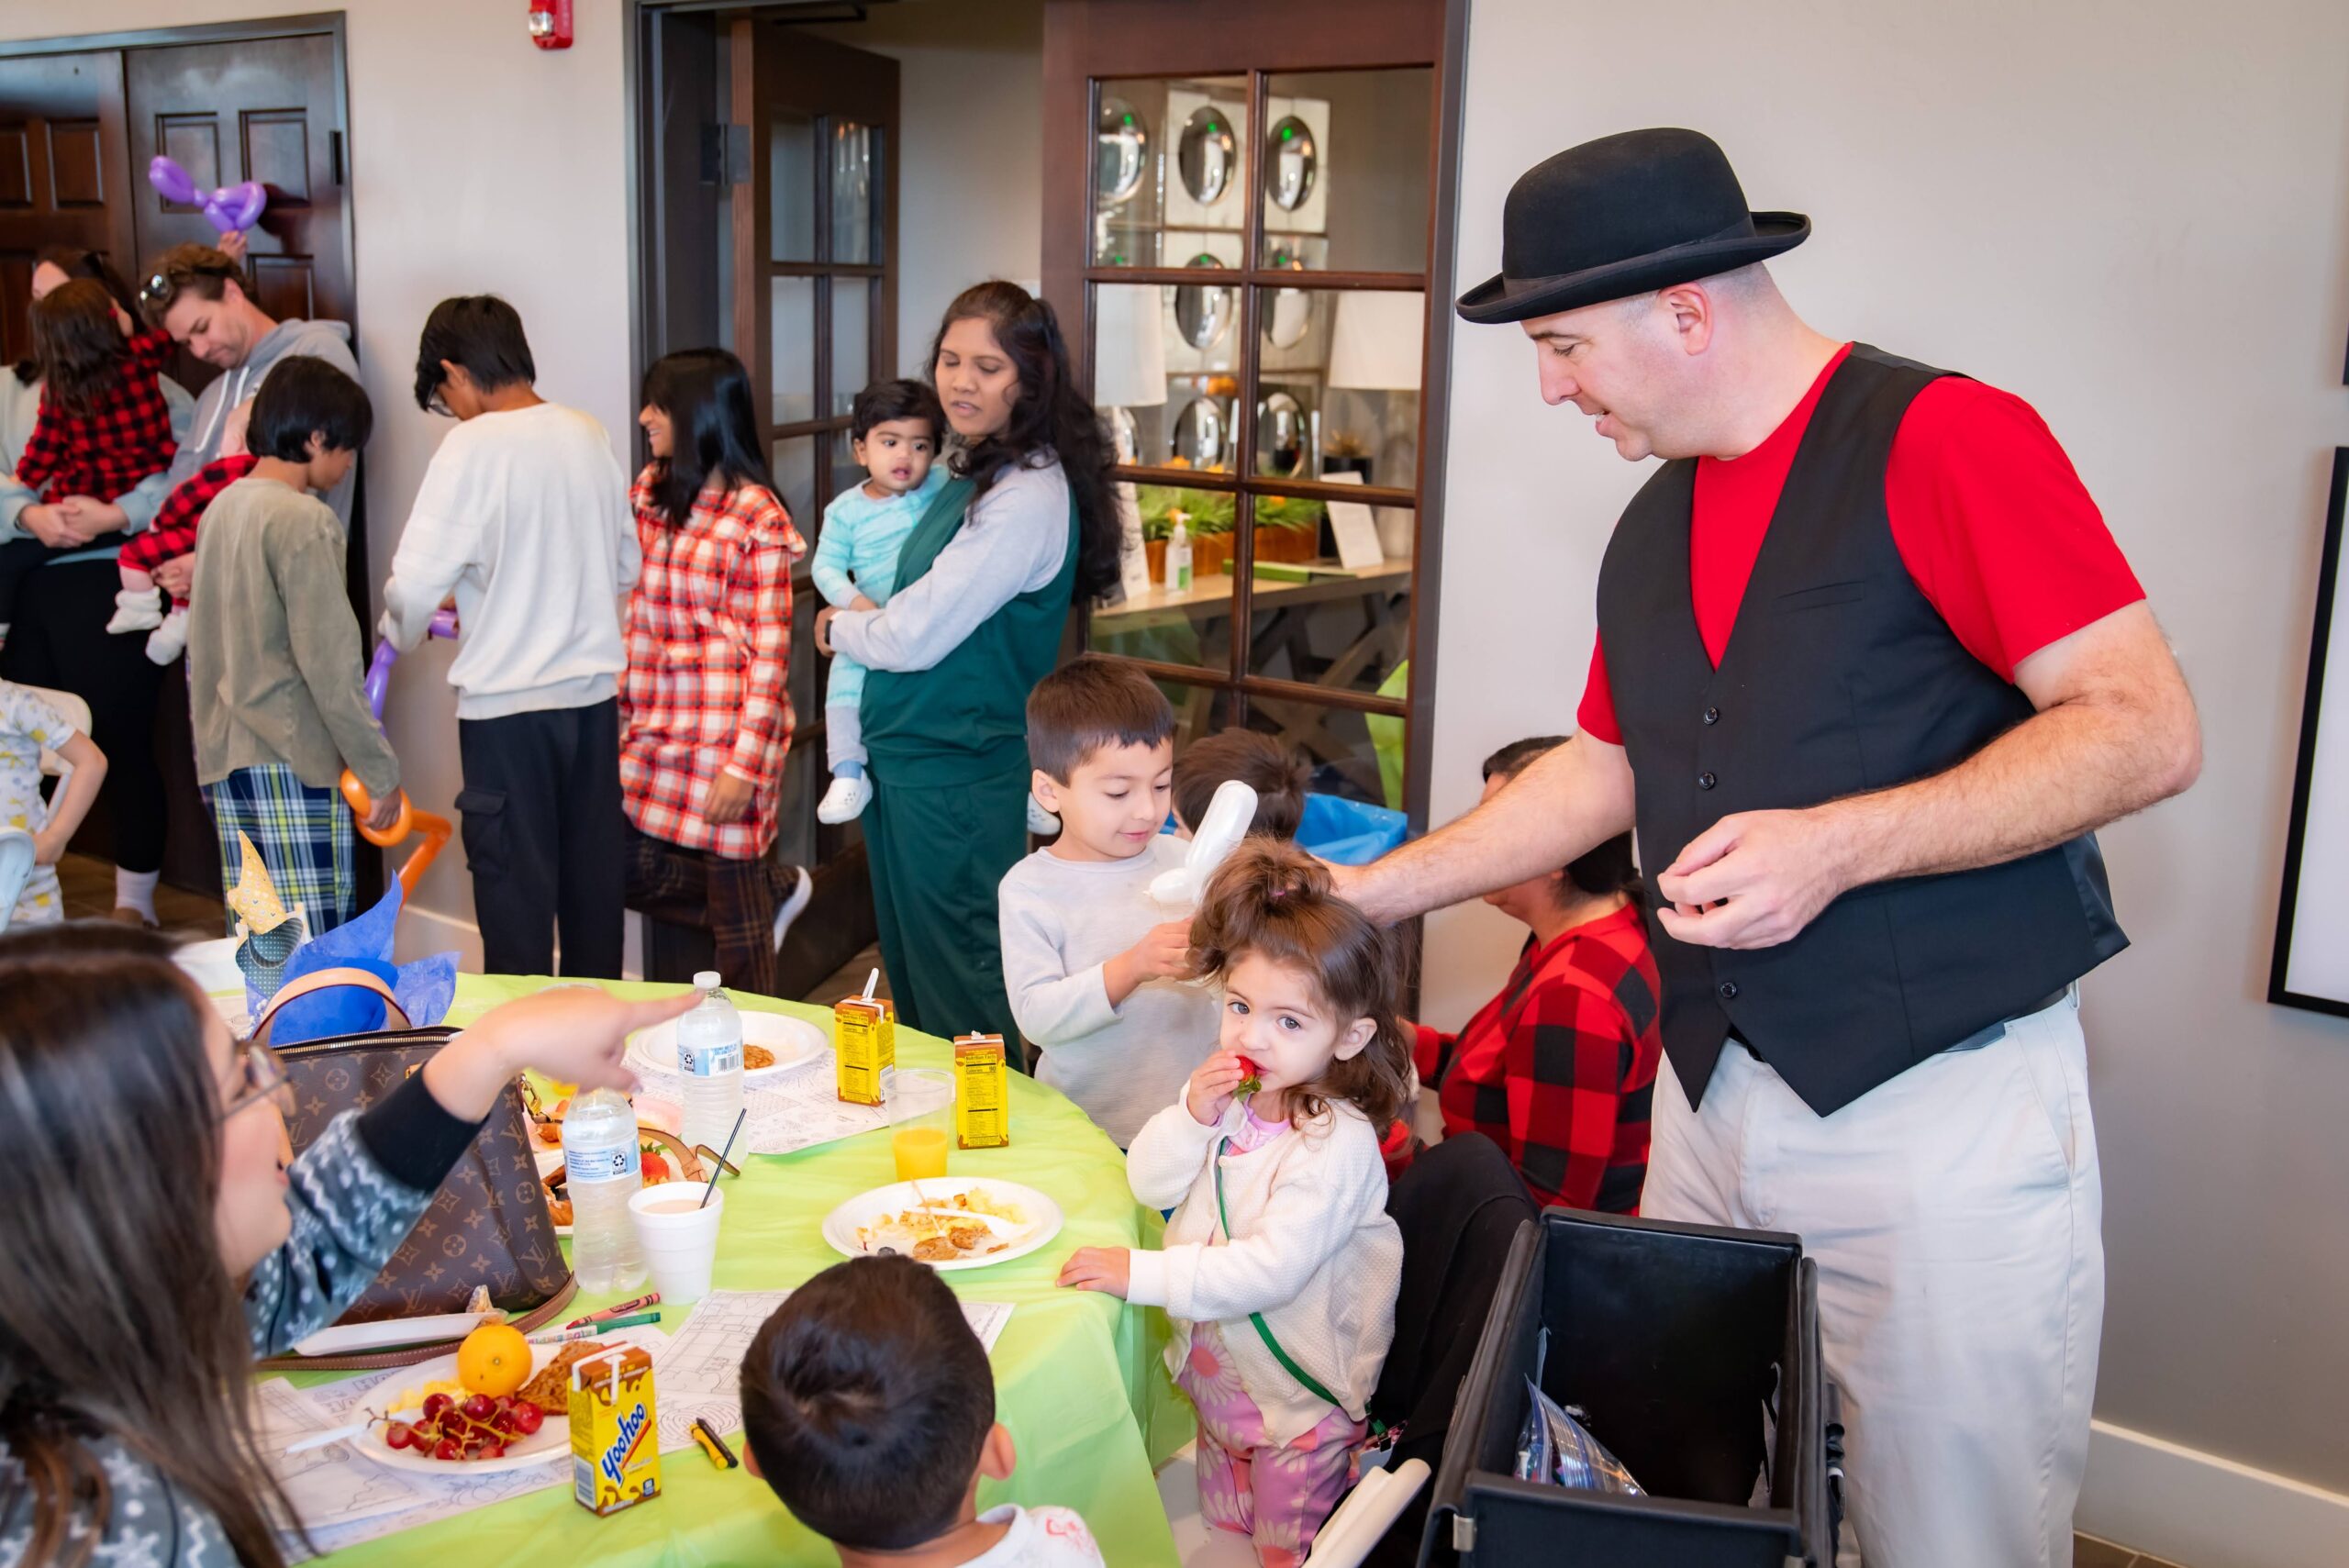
{"left": 1235, "top": 1055, "right": 1263, "bottom": 1095}
{"left": 640, "top": 1147, "right": 672, "bottom": 1184}
{"left": 457, "top": 1322, "right": 532, "bottom": 1398}
{"left": 391, "top": 1389, "right": 543, "bottom": 1464}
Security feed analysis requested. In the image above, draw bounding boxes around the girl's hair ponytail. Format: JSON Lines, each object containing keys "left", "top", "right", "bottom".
{"left": 1191, "top": 839, "right": 1411, "bottom": 1131}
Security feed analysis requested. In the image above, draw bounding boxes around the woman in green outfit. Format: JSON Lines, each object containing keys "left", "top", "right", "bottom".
{"left": 815, "top": 281, "right": 1120, "bottom": 1051}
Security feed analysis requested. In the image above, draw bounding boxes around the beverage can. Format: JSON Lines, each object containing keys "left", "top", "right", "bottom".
{"left": 952, "top": 1033, "right": 1010, "bottom": 1150}
{"left": 570, "top": 1345, "right": 661, "bottom": 1517}
{"left": 834, "top": 995, "right": 896, "bottom": 1106}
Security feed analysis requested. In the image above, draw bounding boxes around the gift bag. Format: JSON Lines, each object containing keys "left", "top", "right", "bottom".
{"left": 251, "top": 969, "right": 573, "bottom": 1371}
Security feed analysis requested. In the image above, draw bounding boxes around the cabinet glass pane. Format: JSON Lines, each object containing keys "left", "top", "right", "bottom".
{"left": 1260, "top": 69, "right": 1432, "bottom": 274}
{"left": 1240, "top": 698, "right": 1401, "bottom": 811}
{"left": 1244, "top": 494, "right": 1413, "bottom": 699}
{"left": 770, "top": 434, "right": 818, "bottom": 528}
{"left": 771, "top": 277, "right": 816, "bottom": 426}
{"left": 830, "top": 121, "right": 876, "bottom": 263}
{"left": 1091, "top": 75, "right": 1246, "bottom": 268}
{"left": 831, "top": 277, "right": 872, "bottom": 416}
{"left": 1246, "top": 286, "right": 1422, "bottom": 493}
{"left": 1087, "top": 480, "right": 1235, "bottom": 671}
{"left": 772, "top": 113, "right": 816, "bottom": 263}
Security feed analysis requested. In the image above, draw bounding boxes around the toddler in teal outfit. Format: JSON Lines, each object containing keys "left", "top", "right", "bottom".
{"left": 814, "top": 379, "right": 948, "bottom": 824}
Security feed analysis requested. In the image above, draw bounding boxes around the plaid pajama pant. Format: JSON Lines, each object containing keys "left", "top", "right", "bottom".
{"left": 625, "top": 825, "right": 788, "bottom": 996}
{"left": 203, "top": 762, "right": 357, "bottom": 938}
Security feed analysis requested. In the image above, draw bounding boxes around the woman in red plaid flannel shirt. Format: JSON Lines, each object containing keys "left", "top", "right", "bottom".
{"left": 619, "top": 349, "right": 810, "bottom": 995}
{"left": 1408, "top": 736, "right": 1663, "bottom": 1214}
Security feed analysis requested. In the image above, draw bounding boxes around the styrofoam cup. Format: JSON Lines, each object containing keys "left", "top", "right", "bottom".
{"left": 629, "top": 1184, "right": 724, "bottom": 1304}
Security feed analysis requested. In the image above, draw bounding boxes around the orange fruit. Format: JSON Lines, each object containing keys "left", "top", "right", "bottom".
{"left": 457, "top": 1322, "right": 532, "bottom": 1398}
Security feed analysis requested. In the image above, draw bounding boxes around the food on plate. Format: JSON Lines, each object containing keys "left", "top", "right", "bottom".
{"left": 533, "top": 1095, "right": 571, "bottom": 1147}
{"left": 945, "top": 1187, "right": 1028, "bottom": 1226}
{"left": 384, "top": 1376, "right": 463, "bottom": 1415}
{"left": 518, "top": 1340, "right": 609, "bottom": 1417}
{"left": 546, "top": 1192, "right": 574, "bottom": 1227}
{"left": 742, "top": 1042, "right": 774, "bottom": 1071}
{"left": 853, "top": 1188, "right": 1030, "bottom": 1262}
{"left": 384, "top": 1388, "right": 544, "bottom": 1464}
{"left": 457, "top": 1322, "right": 532, "bottom": 1398}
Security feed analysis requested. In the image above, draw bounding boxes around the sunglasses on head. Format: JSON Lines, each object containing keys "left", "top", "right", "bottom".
{"left": 138, "top": 260, "right": 239, "bottom": 306}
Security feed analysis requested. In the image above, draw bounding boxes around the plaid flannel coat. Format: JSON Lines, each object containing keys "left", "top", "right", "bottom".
{"left": 619, "top": 468, "right": 807, "bottom": 860}
{"left": 15, "top": 328, "right": 179, "bottom": 501}
{"left": 1413, "top": 901, "right": 1663, "bottom": 1214}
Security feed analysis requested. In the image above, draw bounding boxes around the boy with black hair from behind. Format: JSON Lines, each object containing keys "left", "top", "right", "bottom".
{"left": 187, "top": 355, "right": 402, "bottom": 938}
{"left": 740, "top": 1254, "right": 1106, "bottom": 1567}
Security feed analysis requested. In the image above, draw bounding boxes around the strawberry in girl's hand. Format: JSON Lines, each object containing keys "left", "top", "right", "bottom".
{"left": 1235, "top": 1055, "right": 1263, "bottom": 1095}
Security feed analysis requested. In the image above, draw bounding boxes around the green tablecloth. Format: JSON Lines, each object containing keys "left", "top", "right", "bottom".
{"left": 295, "top": 976, "right": 1192, "bottom": 1566}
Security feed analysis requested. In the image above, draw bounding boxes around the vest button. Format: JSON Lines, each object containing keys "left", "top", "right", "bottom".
{"left": 1702, "top": 706, "right": 1720, "bottom": 725}
{"left": 1718, "top": 981, "right": 1740, "bottom": 1000}
{"left": 1697, "top": 771, "right": 1718, "bottom": 790}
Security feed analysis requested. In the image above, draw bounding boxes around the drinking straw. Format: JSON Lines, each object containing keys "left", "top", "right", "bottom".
{"left": 701, "top": 1106, "right": 746, "bottom": 1210}
{"left": 862, "top": 967, "right": 879, "bottom": 1002}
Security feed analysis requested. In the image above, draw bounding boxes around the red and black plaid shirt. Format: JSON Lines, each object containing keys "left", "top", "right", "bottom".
{"left": 1414, "top": 901, "right": 1663, "bottom": 1214}
{"left": 14, "top": 328, "right": 179, "bottom": 503}
{"left": 119, "top": 453, "right": 259, "bottom": 585}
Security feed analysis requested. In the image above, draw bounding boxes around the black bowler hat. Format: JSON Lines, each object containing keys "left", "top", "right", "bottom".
{"left": 1455, "top": 128, "right": 1809, "bottom": 325}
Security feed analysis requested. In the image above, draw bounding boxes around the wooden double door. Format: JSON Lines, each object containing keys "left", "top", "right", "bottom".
{"left": 0, "top": 21, "right": 355, "bottom": 895}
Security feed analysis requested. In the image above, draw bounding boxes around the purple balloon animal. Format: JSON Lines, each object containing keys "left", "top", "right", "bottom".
{"left": 147, "top": 155, "right": 268, "bottom": 236}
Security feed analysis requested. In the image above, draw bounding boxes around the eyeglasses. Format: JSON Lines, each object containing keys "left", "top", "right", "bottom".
{"left": 218, "top": 1041, "right": 296, "bottom": 1123}
{"left": 425, "top": 385, "right": 455, "bottom": 418}
{"left": 137, "top": 259, "right": 239, "bottom": 307}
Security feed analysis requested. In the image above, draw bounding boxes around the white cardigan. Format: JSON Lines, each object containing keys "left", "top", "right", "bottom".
{"left": 1124, "top": 1095, "right": 1401, "bottom": 1445}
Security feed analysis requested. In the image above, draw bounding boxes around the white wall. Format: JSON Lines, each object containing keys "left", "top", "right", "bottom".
{"left": 0, "top": 0, "right": 640, "bottom": 964}
{"left": 806, "top": 0, "right": 1044, "bottom": 375}
{"left": 1427, "top": 0, "right": 2349, "bottom": 1542}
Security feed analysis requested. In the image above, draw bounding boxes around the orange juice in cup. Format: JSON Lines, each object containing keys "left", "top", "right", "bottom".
{"left": 889, "top": 1068, "right": 954, "bottom": 1183}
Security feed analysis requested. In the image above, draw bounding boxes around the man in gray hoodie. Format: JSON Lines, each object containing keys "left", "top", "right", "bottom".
{"left": 139, "top": 243, "right": 362, "bottom": 528}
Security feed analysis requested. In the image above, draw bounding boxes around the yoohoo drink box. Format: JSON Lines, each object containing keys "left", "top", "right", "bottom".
{"left": 953, "top": 1033, "right": 1010, "bottom": 1150}
{"left": 834, "top": 995, "right": 896, "bottom": 1106}
{"left": 570, "top": 1345, "right": 661, "bottom": 1517}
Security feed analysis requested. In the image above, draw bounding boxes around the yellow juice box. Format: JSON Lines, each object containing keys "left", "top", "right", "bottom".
{"left": 953, "top": 1033, "right": 1010, "bottom": 1150}
{"left": 569, "top": 1345, "right": 661, "bottom": 1517}
{"left": 835, "top": 995, "right": 896, "bottom": 1106}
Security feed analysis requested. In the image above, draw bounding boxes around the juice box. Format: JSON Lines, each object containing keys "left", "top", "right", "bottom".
{"left": 953, "top": 1033, "right": 1010, "bottom": 1150}
{"left": 835, "top": 995, "right": 896, "bottom": 1106}
{"left": 569, "top": 1345, "right": 661, "bottom": 1517}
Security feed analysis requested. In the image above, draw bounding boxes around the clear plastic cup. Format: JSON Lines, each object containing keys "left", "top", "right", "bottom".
{"left": 629, "top": 1183, "right": 724, "bottom": 1304}
{"left": 888, "top": 1068, "right": 956, "bottom": 1183}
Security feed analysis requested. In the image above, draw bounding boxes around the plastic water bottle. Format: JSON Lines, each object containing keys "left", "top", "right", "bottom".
{"left": 561, "top": 1088, "right": 646, "bottom": 1293}
{"left": 676, "top": 970, "right": 745, "bottom": 1159}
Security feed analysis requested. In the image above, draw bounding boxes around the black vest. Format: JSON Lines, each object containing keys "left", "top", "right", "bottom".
{"left": 1597, "top": 345, "right": 2126, "bottom": 1116}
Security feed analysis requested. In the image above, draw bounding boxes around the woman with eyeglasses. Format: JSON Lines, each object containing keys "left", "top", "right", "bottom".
{"left": 0, "top": 922, "right": 695, "bottom": 1567}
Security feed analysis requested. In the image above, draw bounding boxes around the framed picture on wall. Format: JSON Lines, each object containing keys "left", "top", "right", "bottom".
{"left": 2271, "top": 448, "right": 2349, "bottom": 1017}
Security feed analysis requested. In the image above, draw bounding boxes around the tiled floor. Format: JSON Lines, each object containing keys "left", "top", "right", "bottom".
{"left": 2076, "top": 1534, "right": 2189, "bottom": 1568}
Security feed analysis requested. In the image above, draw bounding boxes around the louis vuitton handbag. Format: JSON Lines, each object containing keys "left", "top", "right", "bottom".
{"left": 250, "top": 969, "right": 576, "bottom": 1372}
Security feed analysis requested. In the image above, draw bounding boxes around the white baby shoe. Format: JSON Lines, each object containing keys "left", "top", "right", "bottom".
{"left": 145, "top": 606, "right": 191, "bottom": 665}
{"left": 817, "top": 772, "right": 874, "bottom": 825}
{"left": 106, "top": 587, "right": 164, "bottom": 635}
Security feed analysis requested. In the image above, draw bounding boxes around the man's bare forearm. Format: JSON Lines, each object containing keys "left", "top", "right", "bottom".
{"left": 1346, "top": 735, "right": 1637, "bottom": 924}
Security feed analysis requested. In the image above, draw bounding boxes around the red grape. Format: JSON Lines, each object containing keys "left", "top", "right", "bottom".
{"left": 432, "top": 1439, "right": 462, "bottom": 1462}
{"left": 510, "top": 1404, "right": 544, "bottom": 1436}
{"left": 492, "top": 1396, "right": 513, "bottom": 1416}
{"left": 480, "top": 1443, "right": 507, "bottom": 1461}
{"left": 461, "top": 1395, "right": 495, "bottom": 1422}
{"left": 421, "top": 1394, "right": 452, "bottom": 1422}
{"left": 384, "top": 1423, "right": 414, "bottom": 1451}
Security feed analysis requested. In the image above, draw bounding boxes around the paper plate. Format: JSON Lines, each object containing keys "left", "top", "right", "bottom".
{"left": 821, "top": 1177, "right": 1063, "bottom": 1272}
{"left": 351, "top": 1345, "right": 578, "bottom": 1475}
{"left": 291, "top": 1312, "right": 489, "bottom": 1359}
{"left": 628, "top": 1010, "right": 827, "bottom": 1083}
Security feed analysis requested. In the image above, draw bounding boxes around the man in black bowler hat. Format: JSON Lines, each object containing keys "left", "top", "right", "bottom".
{"left": 1341, "top": 129, "right": 2200, "bottom": 1567}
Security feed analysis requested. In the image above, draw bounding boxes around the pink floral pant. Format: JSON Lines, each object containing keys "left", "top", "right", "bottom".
{"left": 1176, "top": 1320, "right": 1367, "bottom": 1568}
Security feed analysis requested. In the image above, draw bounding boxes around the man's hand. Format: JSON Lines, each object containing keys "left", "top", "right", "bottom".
{"left": 154, "top": 554, "right": 196, "bottom": 597}
{"left": 1654, "top": 808, "right": 1853, "bottom": 950}
{"left": 1057, "top": 1247, "right": 1132, "bottom": 1298}
{"left": 364, "top": 788, "right": 406, "bottom": 835}
{"left": 703, "top": 770, "right": 757, "bottom": 825}
{"left": 216, "top": 228, "right": 250, "bottom": 266}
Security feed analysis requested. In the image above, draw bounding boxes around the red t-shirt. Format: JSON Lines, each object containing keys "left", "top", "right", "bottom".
{"left": 1576, "top": 343, "right": 2144, "bottom": 743}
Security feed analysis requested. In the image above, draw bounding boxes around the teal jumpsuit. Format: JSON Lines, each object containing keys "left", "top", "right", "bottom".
{"left": 859, "top": 474, "right": 1078, "bottom": 1049}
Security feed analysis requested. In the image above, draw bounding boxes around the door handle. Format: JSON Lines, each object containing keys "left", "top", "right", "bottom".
{"left": 330, "top": 129, "right": 345, "bottom": 186}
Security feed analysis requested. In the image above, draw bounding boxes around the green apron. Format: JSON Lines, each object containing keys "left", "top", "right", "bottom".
{"left": 860, "top": 474, "right": 1079, "bottom": 1046}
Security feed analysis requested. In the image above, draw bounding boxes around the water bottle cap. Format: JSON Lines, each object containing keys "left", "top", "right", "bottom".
{"left": 695, "top": 971, "right": 721, "bottom": 990}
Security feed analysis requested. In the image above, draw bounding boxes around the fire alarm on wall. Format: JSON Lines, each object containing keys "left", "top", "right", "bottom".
{"left": 528, "top": 0, "right": 574, "bottom": 50}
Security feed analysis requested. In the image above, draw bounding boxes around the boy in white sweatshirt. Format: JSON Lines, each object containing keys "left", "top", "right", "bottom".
{"left": 381, "top": 295, "right": 639, "bottom": 977}
{"left": 997, "top": 657, "right": 1219, "bottom": 1145}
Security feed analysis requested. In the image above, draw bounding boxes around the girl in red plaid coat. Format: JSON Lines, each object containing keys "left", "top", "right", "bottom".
{"left": 620, "top": 349, "right": 810, "bottom": 995}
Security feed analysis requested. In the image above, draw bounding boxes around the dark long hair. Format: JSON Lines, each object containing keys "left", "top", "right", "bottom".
{"left": 1483, "top": 736, "right": 1643, "bottom": 909}
{"left": 1189, "top": 840, "right": 1411, "bottom": 1131}
{"left": 0, "top": 924, "right": 298, "bottom": 1568}
{"left": 925, "top": 281, "right": 1120, "bottom": 602}
{"left": 17, "top": 248, "right": 141, "bottom": 386}
{"left": 639, "top": 348, "right": 777, "bottom": 527}
{"left": 27, "top": 282, "right": 131, "bottom": 418}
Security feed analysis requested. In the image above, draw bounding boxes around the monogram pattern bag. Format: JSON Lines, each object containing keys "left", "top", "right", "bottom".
{"left": 251, "top": 969, "right": 574, "bottom": 1371}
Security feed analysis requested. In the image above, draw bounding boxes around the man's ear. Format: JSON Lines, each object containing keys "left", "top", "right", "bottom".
{"left": 1332, "top": 1016, "right": 1377, "bottom": 1062}
{"left": 976, "top": 1421, "right": 1017, "bottom": 1482}
{"left": 1031, "top": 770, "right": 1063, "bottom": 814}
